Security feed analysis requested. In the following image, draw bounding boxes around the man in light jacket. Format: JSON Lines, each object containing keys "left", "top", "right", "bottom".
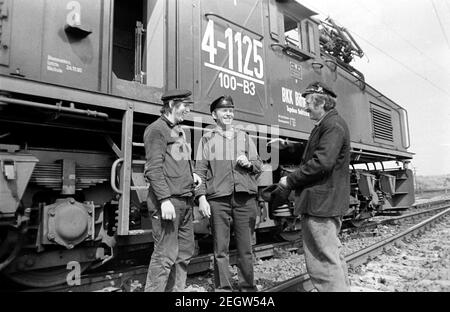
{"left": 195, "top": 95, "right": 262, "bottom": 291}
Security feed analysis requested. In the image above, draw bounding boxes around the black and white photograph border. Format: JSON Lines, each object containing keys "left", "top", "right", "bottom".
{"left": 0, "top": 0, "right": 449, "bottom": 301}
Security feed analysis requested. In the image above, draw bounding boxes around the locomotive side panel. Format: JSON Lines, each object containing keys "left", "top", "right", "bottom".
{"left": 332, "top": 73, "right": 368, "bottom": 147}
{"left": 0, "top": 0, "right": 111, "bottom": 92}
{"left": 0, "top": 0, "right": 44, "bottom": 79}
{"left": 178, "top": 0, "right": 270, "bottom": 125}
{"left": 265, "top": 0, "right": 318, "bottom": 135}
{"left": 335, "top": 69, "right": 411, "bottom": 156}
{"left": 334, "top": 68, "right": 409, "bottom": 155}
{"left": 41, "top": 0, "right": 109, "bottom": 91}
{"left": 258, "top": 0, "right": 411, "bottom": 156}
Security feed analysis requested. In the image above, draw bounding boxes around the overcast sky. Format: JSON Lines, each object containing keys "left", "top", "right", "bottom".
{"left": 298, "top": 0, "right": 450, "bottom": 176}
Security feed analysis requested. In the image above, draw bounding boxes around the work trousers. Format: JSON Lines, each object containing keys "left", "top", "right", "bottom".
{"left": 301, "top": 214, "right": 350, "bottom": 292}
{"left": 145, "top": 197, "right": 195, "bottom": 292}
{"left": 209, "top": 192, "right": 257, "bottom": 291}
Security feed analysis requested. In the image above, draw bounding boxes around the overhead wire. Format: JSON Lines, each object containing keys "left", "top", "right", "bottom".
{"left": 349, "top": 32, "right": 450, "bottom": 99}
{"left": 300, "top": 0, "right": 450, "bottom": 99}
{"left": 355, "top": 1, "right": 450, "bottom": 76}
{"left": 430, "top": 0, "right": 450, "bottom": 50}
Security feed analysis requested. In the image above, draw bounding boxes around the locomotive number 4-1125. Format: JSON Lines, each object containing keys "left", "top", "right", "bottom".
{"left": 201, "top": 19, "right": 264, "bottom": 96}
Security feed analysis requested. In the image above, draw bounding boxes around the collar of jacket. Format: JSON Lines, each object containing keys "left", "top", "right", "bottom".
{"left": 314, "top": 109, "right": 337, "bottom": 127}
{"left": 161, "top": 114, "right": 177, "bottom": 128}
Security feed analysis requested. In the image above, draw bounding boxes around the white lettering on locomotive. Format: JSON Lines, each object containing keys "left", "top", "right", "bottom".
{"left": 281, "top": 87, "right": 309, "bottom": 117}
{"left": 66, "top": 1, "right": 82, "bottom": 27}
{"left": 282, "top": 87, "right": 293, "bottom": 105}
{"left": 201, "top": 19, "right": 264, "bottom": 96}
{"left": 66, "top": 261, "right": 81, "bottom": 286}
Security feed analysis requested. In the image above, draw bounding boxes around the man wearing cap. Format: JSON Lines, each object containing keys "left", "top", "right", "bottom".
{"left": 279, "top": 81, "right": 350, "bottom": 291}
{"left": 143, "top": 89, "right": 202, "bottom": 292}
{"left": 195, "top": 95, "right": 262, "bottom": 291}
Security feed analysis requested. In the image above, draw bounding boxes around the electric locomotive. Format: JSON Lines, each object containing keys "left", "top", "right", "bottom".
{"left": 0, "top": 0, "right": 414, "bottom": 287}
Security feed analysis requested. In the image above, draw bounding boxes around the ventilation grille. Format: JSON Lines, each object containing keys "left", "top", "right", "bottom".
{"left": 30, "top": 163, "right": 110, "bottom": 191}
{"left": 371, "top": 107, "right": 393, "bottom": 142}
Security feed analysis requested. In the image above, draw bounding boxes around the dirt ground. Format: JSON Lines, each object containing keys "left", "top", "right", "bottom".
{"left": 349, "top": 215, "right": 450, "bottom": 292}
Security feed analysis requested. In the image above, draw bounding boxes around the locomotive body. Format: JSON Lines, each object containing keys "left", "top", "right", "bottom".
{"left": 0, "top": 0, "right": 414, "bottom": 287}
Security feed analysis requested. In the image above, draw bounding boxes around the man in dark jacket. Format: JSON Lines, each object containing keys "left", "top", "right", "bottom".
{"left": 195, "top": 95, "right": 262, "bottom": 291}
{"left": 279, "top": 81, "right": 350, "bottom": 291}
{"left": 143, "top": 89, "right": 201, "bottom": 292}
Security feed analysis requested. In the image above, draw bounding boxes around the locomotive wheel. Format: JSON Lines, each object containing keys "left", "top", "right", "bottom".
{"left": 4, "top": 262, "right": 92, "bottom": 288}
{"left": 0, "top": 228, "right": 24, "bottom": 271}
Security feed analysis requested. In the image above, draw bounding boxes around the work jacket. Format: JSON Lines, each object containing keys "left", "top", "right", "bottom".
{"left": 286, "top": 109, "right": 350, "bottom": 217}
{"left": 195, "top": 126, "right": 262, "bottom": 200}
{"left": 143, "top": 115, "right": 194, "bottom": 206}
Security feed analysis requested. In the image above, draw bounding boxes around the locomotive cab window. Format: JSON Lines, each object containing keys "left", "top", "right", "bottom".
{"left": 281, "top": 12, "right": 319, "bottom": 57}
{"left": 284, "top": 15, "right": 302, "bottom": 49}
{"left": 112, "top": 0, "right": 165, "bottom": 88}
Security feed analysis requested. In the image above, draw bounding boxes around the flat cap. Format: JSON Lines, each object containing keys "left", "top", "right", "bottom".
{"left": 161, "top": 89, "right": 192, "bottom": 102}
{"left": 210, "top": 95, "right": 234, "bottom": 113}
{"left": 301, "top": 81, "right": 337, "bottom": 98}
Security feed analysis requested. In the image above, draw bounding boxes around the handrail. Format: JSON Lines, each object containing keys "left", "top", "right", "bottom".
{"left": 321, "top": 52, "right": 366, "bottom": 88}
{"left": 311, "top": 62, "right": 324, "bottom": 69}
{"left": 324, "top": 59, "right": 338, "bottom": 72}
{"left": 336, "top": 58, "right": 365, "bottom": 87}
{"left": 398, "top": 107, "right": 411, "bottom": 149}
{"left": 110, "top": 158, "right": 124, "bottom": 194}
{"left": 382, "top": 103, "right": 411, "bottom": 150}
{"left": 270, "top": 43, "right": 312, "bottom": 61}
{"left": 134, "top": 21, "right": 145, "bottom": 84}
{"left": 205, "top": 13, "right": 263, "bottom": 39}
{"left": 111, "top": 158, "right": 148, "bottom": 193}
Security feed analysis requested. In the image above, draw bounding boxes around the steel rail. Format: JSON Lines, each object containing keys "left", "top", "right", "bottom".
{"left": 342, "top": 202, "right": 450, "bottom": 235}
{"left": 265, "top": 206, "right": 450, "bottom": 292}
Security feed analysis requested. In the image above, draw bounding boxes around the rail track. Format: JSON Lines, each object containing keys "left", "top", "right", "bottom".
{"left": 18, "top": 198, "right": 450, "bottom": 292}
{"left": 265, "top": 201, "right": 450, "bottom": 292}
{"left": 341, "top": 199, "right": 450, "bottom": 235}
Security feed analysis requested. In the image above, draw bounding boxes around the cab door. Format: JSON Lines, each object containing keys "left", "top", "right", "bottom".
{"left": 178, "top": 0, "right": 270, "bottom": 125}
{"left": 1, "top": 0, "right": 110, "bottom": 92}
